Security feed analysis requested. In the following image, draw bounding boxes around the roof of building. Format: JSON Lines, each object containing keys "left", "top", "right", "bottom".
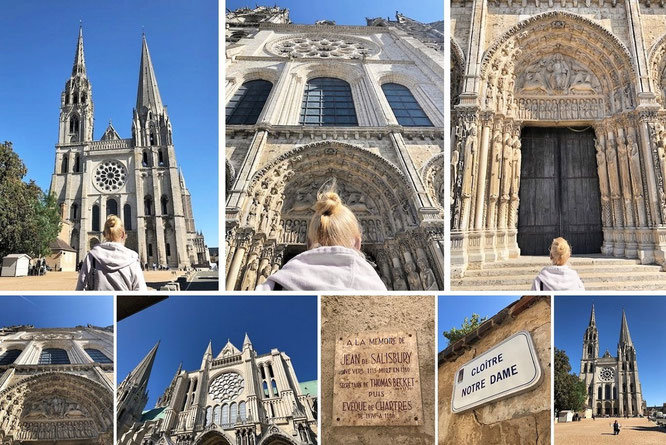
{"left": 438, "top": 295, "right": 548, "bottom": 365}
{"left": 2, "top": 254, "right": 32, "bottom": 260}
{"left": 50, "top": 238, "right": 76, "bottom": 252}
{"left": 141, "top": 406, "right": 167, "bottom": 422}
{"left": 299, "top": 380, "right": 318, "bottom": 397}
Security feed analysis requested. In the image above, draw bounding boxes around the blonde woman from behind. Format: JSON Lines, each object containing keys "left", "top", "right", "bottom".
{"left": 76, "top": 215, "right": 147, "bottom": 291}
{"left": 256, "top": 183, "right": 386, "bottom": 291}
{"left": 531, "top": 237, "right": 585, "bottom": 291}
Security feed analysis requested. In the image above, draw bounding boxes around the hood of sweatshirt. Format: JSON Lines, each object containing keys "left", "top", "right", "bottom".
{"left": 261, "top": 246, "right": 387, "bottom": 291}
{"left": 88, "top": 242, "right": 139, "bottom": 272}
{"left": 535, "top": 265, "right": 584, "bottom": 291}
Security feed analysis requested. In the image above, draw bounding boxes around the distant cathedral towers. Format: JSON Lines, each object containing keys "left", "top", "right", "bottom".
{"left": 579, "top": 305, "right": 644, "bottom": 417}
{"left": 50, "top": 27, "right": 208, "bottom": 268}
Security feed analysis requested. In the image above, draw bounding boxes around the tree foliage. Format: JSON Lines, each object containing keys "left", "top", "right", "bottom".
{"left": 0, "top": 142, "right": 61, "bottom": 259}
{"left": 443, "top": 313, "right": 488, "bottom": 345}
{"left": 554, "top": 347, "right": 588, "bottom": 413}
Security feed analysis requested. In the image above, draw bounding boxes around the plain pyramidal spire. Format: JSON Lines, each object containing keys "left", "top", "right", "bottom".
{"left": 136, "top": 34, "right": 164, "bottom": 114}
{"left": 243, "top": 332, "right": 252, "bottom": 348}
{"left": 130, "top": 341, "right": 159, "bottom": 388}
{"left": 589, "top": 304, "right": 596, "bottom": 326}
{"left": 72, "top": 24, "right": 87, "bottom": 76}
{"left": 619, "top": 309, "right": 633, "bottom": 346}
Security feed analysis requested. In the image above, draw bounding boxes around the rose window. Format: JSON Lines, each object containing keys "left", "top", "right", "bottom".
{"left": 94, "top": 161, "right": 127, "bottom": 192}
{"left": 209, "top": 372, "right": 244, "bottom": 402}
{"left": 267, "top": 34, "right": 378, "bottom": 59}
{"left": 599, "top": 367, "right": 614, "bottom": 382}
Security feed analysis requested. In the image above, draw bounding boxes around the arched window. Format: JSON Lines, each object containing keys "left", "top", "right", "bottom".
{"left": 181, "top": 393, "right": 188, "bottom": 411}
{"left": 205, "top": 406, "right": 212, "bottom": 426}
{"left": 61, "top": 156, "right": 69, "bottom": 173}
{"left": 39, "top": 348, "right": 70, "bottom": 364}
{"left": 124, "top": 204, "right": 132, "bottom": 230}
{"left": 226, "top": 79, "right": 273, "bottom": 125}
{"left": 271, "top": 380, "right": 278, "bottom": 396}
{"left": 92, "top": 205, "right": 100, "bottom": 232}
{"left": 381, "top": 83, "right": 433, "bottom": 127}
{"left": 598, "top": 386, "right": 602, "bottom": 400}
{"left": 142, "top": 151, "right": 150, "bottom": 167}
{"left": 583, "top": 363, "right": 587, "bottom": 373}
{"left": 158, "top": 149, "right": 164, "bottom": 166}
{"left": 230, "top": 402, "right": 237, "bottom": 424}
{"left": 148, "top": 243, "right": 153, "bottom": 257}
{"left": 73, "top": 155, "right": 81, "bottom": 173}
{"left": 213, "top": 405, "right": 221, "bottom": 424}
{"left": 166, "top": 243, "right": 171, "bottom": 257}
{"left": 300, "top": 77, "right": 357, "bottom": 126}
{"left": 613, "top": 386, "right": 617, "bottom": 399}
{"left": 161, "top": 196, "right": 169, "bottom": 215}
{"left": 81, "top": 92, "right": 87, "bottom": 104}
{"left": 263, "top": 381, "right": 269, "bottom": 397}
{"left": 73, "top": 92, "right": 79, "bottom": 104}
{"left": 84, "top": 348, "right": 112, "bottom": 363}
{"left": 69, "top": 115, "right": 80, "bottom": 133}
{"left": 106, "top": 198, "right": 118, "bottom": 217}
{"left": 221, "top": 404, "right": 229, "bottom": 425}
{"left": 0, "top": 349, "right": 21, "bottom": 365}
{"left": 239, "top": 401, "right": 246, "bottom": 422}
{"left": 70, "top": 203, "right": 78, "bottom": 220}
{"left": 149, "top": 129, "right": 156, "bottom": 146}
{"left": 605, "top": 384, "right": 611, "bottom": 399}
{"left": 144, "top": 196, "right": 153, "bottom": 216}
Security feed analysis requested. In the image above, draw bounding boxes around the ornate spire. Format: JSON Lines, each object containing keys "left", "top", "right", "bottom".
{"left": 128, "top": 341, "right": 159, "bottom": 389}
{"left": 136, "top": 34, "right": 164, "bottom": 114}
{"left": 619, "top": 309, "right": 633, "bottom": 346}
{"left": 72, "top": 24, "right": 87, "bottom": 77}
{"left": 243, "top": 333, "right": 252, "bottom": 350}
{"left": 589, "top": 304, "right": 596, "bottom": 327}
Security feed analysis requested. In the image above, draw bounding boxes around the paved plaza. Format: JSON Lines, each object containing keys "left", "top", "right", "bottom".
{"left": 0, "top": 271, "right": 189, "bottom": 291}
{"left": 555, "top": 418, "right": 666, "bottom": 444}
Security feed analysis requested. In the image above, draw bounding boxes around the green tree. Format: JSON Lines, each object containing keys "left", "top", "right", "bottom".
{"left": 442, "top": 313, "right": 487, "bottom": 345}
{"left": 554, "top": 347, "right": 587, "bottom": 413}
{"left": 0, "top": 142, "right": 61, "bottom": 259}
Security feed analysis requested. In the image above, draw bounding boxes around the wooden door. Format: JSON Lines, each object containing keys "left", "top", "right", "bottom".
{"left": 517, "top": 127, "right": 602, "bottom": 255}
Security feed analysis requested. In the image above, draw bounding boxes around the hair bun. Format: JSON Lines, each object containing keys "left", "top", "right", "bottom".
{"left": 314, "top": 192, "right": 342, "bottom": 216}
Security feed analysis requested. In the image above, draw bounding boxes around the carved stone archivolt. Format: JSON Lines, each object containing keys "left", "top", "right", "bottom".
{"left": 0, "top": 372, "right": 113, "bottom": 445}
{"left": 225, "top": 140, "right": 443, "bottom": 291}
{"left": 266, "top": 34, "right": 379, "bottom": 59}
{"left": 423, "top": 153, "right": 444, "bottom": 209}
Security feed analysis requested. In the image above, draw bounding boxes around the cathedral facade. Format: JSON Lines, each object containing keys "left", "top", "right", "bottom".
{"left": 117, "top": 336, "right": 317, "bottom": 445}
{"left": 224, "top": 6, "right": 444, "bottom": 290}
{"left": 579, "top": 306, "right": 645, "bottom": 417}
{"left": 49, "top": 27, "right": 207, "bottom": 268}
{"left": 451, "top": 1, "right": 666, "bottom": 276}
{"left": 0, "top": 324, "right": 114, "bottom": 445}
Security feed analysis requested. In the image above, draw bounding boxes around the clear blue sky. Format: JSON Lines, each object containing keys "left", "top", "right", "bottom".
{"left": 555, "top": 296, "right": 666, "bottom": 407}
{"left": 118, "top": 295, "right": 318, "bottom": 408}
{"left": 0, "top": 295, "right": 113, "bottom": 328}
{"left": 226, "top": 0, "right": 444, "bottom": 25}
{"left": 0, "top": 1, "right": 218, "bottom": 246}
{"left": 438, "top": 295, "right": 519, "bottom": 352}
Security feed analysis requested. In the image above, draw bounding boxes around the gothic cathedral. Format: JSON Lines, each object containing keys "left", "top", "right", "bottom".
{"left": 580, "top": 305, "right": 645, "bottom": 417}
{"left": 49, "top": 27, "right": 207, "bottom": 268}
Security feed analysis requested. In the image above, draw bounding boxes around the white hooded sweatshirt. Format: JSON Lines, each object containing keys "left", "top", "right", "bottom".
{"left": 256, "top": 246, "right": 387, "bottom": 291}
{"left": 531, "top": 265, "right": 585, "bottom": 291}
{"left": 76, "top": 242, "right": 147, "bottom": 291}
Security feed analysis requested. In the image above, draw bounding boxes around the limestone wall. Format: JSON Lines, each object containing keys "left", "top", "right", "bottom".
{"left": 438, "top": 296, "right": 551, "bottom": 445}
{"left": 321, "top": 295, "right": 435, "bottom": 444}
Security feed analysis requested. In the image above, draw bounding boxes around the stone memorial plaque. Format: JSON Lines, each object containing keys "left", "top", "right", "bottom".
{"left": 333, "top": 330, "right": 423, "bottom": 426}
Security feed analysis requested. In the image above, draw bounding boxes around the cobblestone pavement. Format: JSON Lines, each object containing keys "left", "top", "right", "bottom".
{"left": 555, "top": 418, "right": 666, "bottom": 445}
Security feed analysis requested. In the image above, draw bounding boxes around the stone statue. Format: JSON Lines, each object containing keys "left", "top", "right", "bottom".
{"left": 404, "top": 262, "right": 423, "bottom": 290}
{"left": 417, "top": 258, "right": 437, "bottom": 290}
{"left": 391, "top": 269, "right": 408, "bottom": 290}
{"left": 240, "top": 259, "right": 259, "bottom": 291}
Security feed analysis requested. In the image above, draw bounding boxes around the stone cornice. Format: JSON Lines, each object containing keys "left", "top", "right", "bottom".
{"left": 259, "top": 22, "right": 389, "bottom": 34}
{"left": 231, "top": 55, "right": 415, "bottom": 65}
{"left": 226, "top": 124, "right": 444, "bottom": 139}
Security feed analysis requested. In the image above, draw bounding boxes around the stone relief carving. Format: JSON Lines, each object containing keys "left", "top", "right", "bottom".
{"left": 516, "top": 98, "right": 605, "bottom": 121}
{"left": 516, "top": 53, "right": 601, "bottom": 96}
{"left": 266, "top": 34, "right": 379, "bottom": 59}
{"left": 23, "top": 397, "right": 89, "bottom": 419}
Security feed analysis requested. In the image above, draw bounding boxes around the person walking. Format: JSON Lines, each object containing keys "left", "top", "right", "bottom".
{"left": 76, "top": 215, "right": 147, "bottom": 291}
{"left": 531, "top": 237, "right": 585, "bottom": 291}
{"left": 613, "top": 419, "right": 621, "bottom": 435}
{"left": 256, "top": 181, "right": 386, "bottom": 291}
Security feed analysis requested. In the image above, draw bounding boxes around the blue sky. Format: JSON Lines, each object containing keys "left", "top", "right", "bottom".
{"left": 0, "top": 1, "right": 218, "bottom": 246}
{"left": 118, "top": 295, "right": 318, "bottom": 408}
{"left": 226, "top": 0, "right": 444, "bottom": 25}
{"left": 0, "top": 296, "right": 113, "bottom": 328}
{"left": 438, "top": 295, "right": 520, "bottom": 352}
{"left": 555, "top": 296, "right": 666, "bottom": 407}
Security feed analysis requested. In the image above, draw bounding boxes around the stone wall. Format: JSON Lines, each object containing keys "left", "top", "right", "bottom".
{"left": 321, "top": 295, "right": 435, "bottom": 444}
{"left": 438, "top": 296, "right": 551, "bottom": 445}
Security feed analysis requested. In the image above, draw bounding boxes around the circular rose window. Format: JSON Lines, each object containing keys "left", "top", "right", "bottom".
{"left": 94, "top": 161, "right": 127, "bottom": 192}
{"left": 600, "top": 367, "right": 614, "bottom": 382}
{"left": 209, "top": 372, "right": 244, "bottom": 402}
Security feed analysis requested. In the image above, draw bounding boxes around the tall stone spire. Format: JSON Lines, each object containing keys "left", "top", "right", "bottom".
{"left": 136, "top": 34, "right": 164, "bottom": 114}
{"left": 72, "top": 24, "right": 87, "bottom": 76}
{"left": 589, "top": 304, "right": 596, "bottom": 326}
{"left": 243, "top": 333, "right": 253, "bottom": 350}
{"left": 619, "top": 309, "right": 633, "bottom": 346}
{"left": 117, "top": 341, "right": 160, "bottom": 435}
{"left": 581, "top": 304, "right": 599, "bottom": 363}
